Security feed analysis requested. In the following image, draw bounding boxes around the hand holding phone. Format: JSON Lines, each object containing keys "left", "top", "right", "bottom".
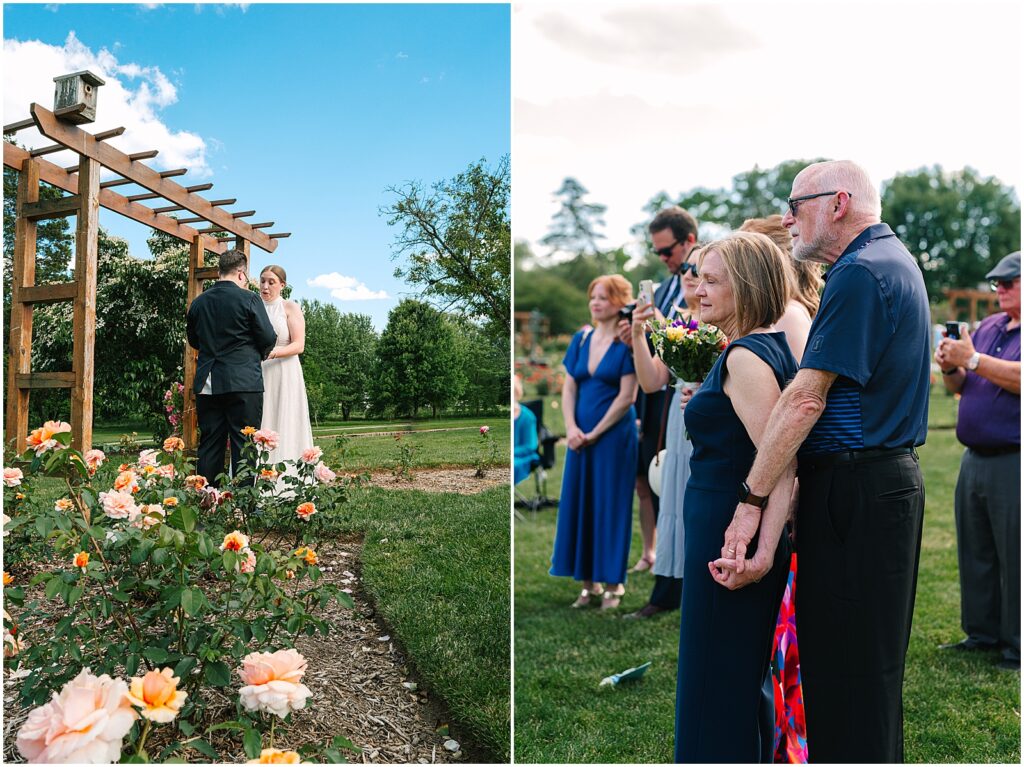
{"left": 638, "top": 279, "right": 655, "bottom": 308}
{"left": 945, "top": 321, "right": 961, "bottom": 340}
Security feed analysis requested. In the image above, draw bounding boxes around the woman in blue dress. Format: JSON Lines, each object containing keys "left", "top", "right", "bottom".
{"left": 550, "top": 274, "right": 639, "bottom": 610}
{"left": 675, "top": 232, "right": 798, "bottom": 762}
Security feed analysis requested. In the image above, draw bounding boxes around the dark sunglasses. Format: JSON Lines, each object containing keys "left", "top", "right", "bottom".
{"left": 679, "top": 261, "right": 699, "bottom": 278}
{"left": 990, "top": 278, "right": 1019, "bottom": 291}
{"left": 653, "top": 239, "right": 680, "bottom": 259}
{"left": 787, "top": 191, "right": 850, "bottom": 217}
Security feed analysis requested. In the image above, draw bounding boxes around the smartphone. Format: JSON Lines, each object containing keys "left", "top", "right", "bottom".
{"left": 945, "top": 321, "right": 961, "bottom": 340}
{"left": 638, "top": 279, "right": 654, "bottom": 307}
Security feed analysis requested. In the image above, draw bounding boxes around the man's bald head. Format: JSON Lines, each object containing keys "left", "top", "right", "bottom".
{"left": 794, "top": 160, "right": 882, "bottom": 221}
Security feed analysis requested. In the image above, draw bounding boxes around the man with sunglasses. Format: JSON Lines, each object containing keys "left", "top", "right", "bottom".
{"left": 617, "top": 206, "right": 698, "bottom": 581}
{"left": 935, "top": 251, "right": 1020, "bottom": 673}
{"left": 718, "top": 160, "right": 930, "bottom": 762}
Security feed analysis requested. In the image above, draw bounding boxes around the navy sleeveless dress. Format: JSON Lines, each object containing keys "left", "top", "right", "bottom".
{"left": 550, "top": 330, "right": 638, "bottom": 586}
{"left": 675, "top": 332, "right": 797, "bottom": 763}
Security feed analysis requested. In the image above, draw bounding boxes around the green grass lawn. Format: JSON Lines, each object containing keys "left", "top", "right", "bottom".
{"left": 513, "top": 386, "right": 1020, "bottom": 764}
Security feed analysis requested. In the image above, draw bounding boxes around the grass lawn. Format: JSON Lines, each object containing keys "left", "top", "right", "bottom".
{"left": 513, "top": 385, "right": 1020, "bottom": 764}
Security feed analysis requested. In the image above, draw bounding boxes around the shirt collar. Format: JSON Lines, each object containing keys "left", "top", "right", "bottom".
{"left": 826, "top": 222, "right": 896, "bottom": 276}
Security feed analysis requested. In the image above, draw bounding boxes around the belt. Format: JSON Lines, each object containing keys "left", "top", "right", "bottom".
{"left": 968, "top": 445, "right": 1020, "bottom": 457}
{"left": 799, "top": 446, "right": 916, "bottom": 470}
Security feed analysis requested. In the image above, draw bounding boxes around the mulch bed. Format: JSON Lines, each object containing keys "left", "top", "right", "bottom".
{"left": 3, "top": 537, "right": 479, "bottom": 764}
{"left": 364, "top": 467, "right": 510, "bottom": 495}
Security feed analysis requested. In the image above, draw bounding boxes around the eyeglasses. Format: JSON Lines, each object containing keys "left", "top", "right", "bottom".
{"left": 786, "top": 191, "right": 849, "bottom": 217}
{"left": 679, "top": 261, "right": 699, "bottom": 278}
{"left": 990, "top": 278, "right": 1019, "bottom": 291}
{"left": 653, "top": 239, "right": 680, "bottom": 259}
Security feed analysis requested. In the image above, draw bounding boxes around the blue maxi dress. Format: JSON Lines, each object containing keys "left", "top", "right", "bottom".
{"left": 550, "top": 330, "right": 638, "bottom": 586}
{"left": 675, "top": 332, "right": 796, "bottom": 763}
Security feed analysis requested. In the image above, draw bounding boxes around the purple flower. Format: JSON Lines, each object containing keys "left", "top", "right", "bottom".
{"left": 688, "top": 318, "right": 699, "bottom": 331}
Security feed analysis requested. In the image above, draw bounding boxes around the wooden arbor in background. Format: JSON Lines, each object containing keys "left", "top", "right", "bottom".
{"left": 944, "top": 288, "right": 1001, "bottom": 327}
{"left": 4, "top": 94, "right": 290, "bottom": 453}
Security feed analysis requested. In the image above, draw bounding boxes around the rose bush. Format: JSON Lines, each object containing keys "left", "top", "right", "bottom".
{"left": 3, "top": 423, "right": 357, "bottom": 762}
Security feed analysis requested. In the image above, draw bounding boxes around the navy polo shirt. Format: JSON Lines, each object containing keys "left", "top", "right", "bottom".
{"left": 800, "top": 223, "right": 931, "bottom": 454}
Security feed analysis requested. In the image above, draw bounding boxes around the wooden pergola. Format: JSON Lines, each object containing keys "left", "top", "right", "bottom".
{"left": 944, "top": 288, "right": 1001, "bottom": 327}
{"left": 4, "top": 75, "right": 289, "bottom": 453}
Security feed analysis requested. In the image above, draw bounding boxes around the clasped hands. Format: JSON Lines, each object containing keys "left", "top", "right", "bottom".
{"left": 708, "top": 503, "right": 771, "bottom": 591}
{"left": 566, "top": 425, "right": 595, "bottom": 452}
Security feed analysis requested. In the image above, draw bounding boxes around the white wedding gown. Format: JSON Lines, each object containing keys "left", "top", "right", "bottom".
{"left": 260, "top": 298, "right": 314, "bottom": 467}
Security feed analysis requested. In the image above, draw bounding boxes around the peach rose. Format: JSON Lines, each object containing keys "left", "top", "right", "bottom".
{"left": 300, "top": 447, "right": 323, "bottom": 464}
{"left": 113, "top": 470, "right": 139, "bottom": 494}
{"left": 26, "top": 420, "right": 71, "bottom": 455}
{"left": 16, "top": 668, "right": 138, "bottom": 763}
{"left": 260, "top": 468, "right": 279, "bottom": 479}
{"left": 313, "top": 462, "right": 336, "bottom": 484}
{"left": 83, "top": 449, "right": 106, "bottom": 474}
{"left": 295, "top": 502, "right": 317, "bottom": 521}
{"left": 162, "top": 437, "right": 185, "bottom": 453}
{"left": 253, "top": 429, "right": 280, "bottom": 451}
{"left": 137, "top": 504, "right": 165, "bottom": 530}
{"left": 4, "top": 467, "right": 24, "bottom": 487}
{"left": 185, "top": 475, "right": 207, "bottom": 491}
{"left": 248, "top": 748, "right": 304, "bottom": 764}
{"left": 137, "top": 449, "right": 159, "bottom": 468}
{"left": 221, "top": 531, "right": 250, "bottom": 552}
{"left": 239, "top": 549, "right": 257, "bottom": 574}
{"left": 74, "top": 552, "right": 90, "bottom": 570}
{"left": 163, "top": 496, "right": 179, "bottom": 507}
{"left": 126, "top": 668, "right": 187, "bottom": 723}
{"left": 155, "top": 464, "right": 175, "bottom": 480}
{"left": 99, "top": 490, "right": 140, "bottom": 521}
{"left": 237, "top": 649, "right": 312, "bottom": 718}
{"left": 54, "top": 498, "right": 74, "bottom": 512}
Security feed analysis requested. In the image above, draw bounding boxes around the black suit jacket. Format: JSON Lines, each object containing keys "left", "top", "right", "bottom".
{"left": 187, "top": 281, "right": 278, "bottom": 395}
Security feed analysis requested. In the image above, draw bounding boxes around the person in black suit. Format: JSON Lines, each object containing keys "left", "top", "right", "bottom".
{"left": 186, "top": 249, "right": 278, "bottom": 486}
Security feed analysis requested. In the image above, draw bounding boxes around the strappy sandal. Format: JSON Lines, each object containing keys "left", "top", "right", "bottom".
{"left": 571, "top": 585, "right": 605, "bottom": 608}
{"left": 630, "top": 555, "right": 655, "bottom": 573}
{"left": 601, "top": 587, "right": 626, "bottom": 610}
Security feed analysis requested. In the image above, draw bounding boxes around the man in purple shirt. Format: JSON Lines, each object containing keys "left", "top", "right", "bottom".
{"left": 935, "top": 250, "right": 1021, "bottom": 672}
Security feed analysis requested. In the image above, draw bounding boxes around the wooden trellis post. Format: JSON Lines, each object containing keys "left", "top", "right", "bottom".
{"left": 4, "top": 75, "right": 289, "bottom": 453}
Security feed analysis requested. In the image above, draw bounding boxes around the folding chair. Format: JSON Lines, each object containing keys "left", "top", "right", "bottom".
{"left": 514, "top": 398, "right": 559, "bottom": 517}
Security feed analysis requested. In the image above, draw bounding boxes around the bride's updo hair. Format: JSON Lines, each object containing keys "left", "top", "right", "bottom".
{"left": 261, "top": 265, "right": 287, "bottom": 285}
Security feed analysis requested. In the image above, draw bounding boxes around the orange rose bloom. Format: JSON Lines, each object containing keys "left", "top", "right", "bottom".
{"left": 294, "top": 547, "right": 318, "bottom": 566}
{"left": 163, "top": 496, "right": 179, "bottom": 507}
{"left": 248, "top": 748, "right": 303, "bottom": 764}
{"left": 126, "top": 668, "right": 187, "bottom": 723}
{"left": 162, "top": 436, "right": 185, "bottom": 453}
{"left": 241, "top": 426, "right": 257, "bottom": 436}
{"left": 260, "top": 468, "right": 279, "bottom": 479}
{"left": 113, "top": 470, "right": 139, "bottom": 493}
{"left": 54, "top": 498, "right": 74, "bottom": 512}
{"left": 185, "top": 475, "right": 207, "bottom": 490}
{"left": 295, "top": 502, "right": 317, "bottom": 521}
{"left": 220, "top": 531, "right": 250, "bottom": 552}
{"left": 73, "top": 552, "right": 89, "bottom": 570}
{"left": 3, "top": 572, "right": 13, "bottom": 586}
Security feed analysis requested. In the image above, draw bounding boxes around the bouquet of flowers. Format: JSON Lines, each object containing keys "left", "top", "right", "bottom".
{"left": 649, "top": 316, "right": 728, "bottom": 383}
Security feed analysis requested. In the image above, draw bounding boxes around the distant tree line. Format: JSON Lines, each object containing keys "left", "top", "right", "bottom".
{"left": 516, "top": 161, "right": 1021, "bottom": 336}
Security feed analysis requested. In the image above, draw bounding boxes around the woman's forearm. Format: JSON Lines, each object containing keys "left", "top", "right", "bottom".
{"left": 587, "top": 391, "right": 635, "bottom": 440}
{"left": 269, "top": 340, "right": 304, "bottom": 359}
{"left": 561, "top": 378, "right": 578, "bottom": 432}
{"left": 633, "top": 336, "right": 670, "bottom": 393}
{"left": 758, "top": 463, "right": 795, "bottom": 562}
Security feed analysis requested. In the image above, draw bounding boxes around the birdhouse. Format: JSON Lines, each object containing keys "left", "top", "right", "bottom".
{"left": 52, "top": 71, "right": 105, "bottom": 124}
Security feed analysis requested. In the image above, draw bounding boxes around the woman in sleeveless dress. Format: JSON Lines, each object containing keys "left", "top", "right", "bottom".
{"left": 625, "top": 245, "right": 703, "bottom": 619}
{"left": 259, "top": 265, "right": 314, "bottom": 466}
{"left": 550, "top": 274, "right": 638, "bottom": 609}
{"left": 674, "top": 233, "right": 798, "bottom": 763}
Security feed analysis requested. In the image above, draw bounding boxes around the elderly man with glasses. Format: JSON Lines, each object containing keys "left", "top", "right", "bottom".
{"left": 716, "top": 160, "right": 931, "bottom": 762}
{"left": 935, "top": 251, "right": 1021, "bottom": 673}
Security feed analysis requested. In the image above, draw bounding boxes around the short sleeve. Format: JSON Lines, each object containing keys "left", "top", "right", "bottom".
{"left": 563, "top": 331, "right": 583, "bottom": 377}
{"left": 801, "top": 264, "right": 892, "bottom": 386}
{"left": 618, "top": 341, "right": 636, "bottom": 377}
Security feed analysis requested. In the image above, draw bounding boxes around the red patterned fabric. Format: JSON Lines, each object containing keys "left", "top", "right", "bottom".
{"left": 773, "top": 552, "right": 808, "bottom": 763}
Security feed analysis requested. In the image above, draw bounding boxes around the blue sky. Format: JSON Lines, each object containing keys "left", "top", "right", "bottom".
{"left": 3, "top": 3, "right": 510, "bottom": 329}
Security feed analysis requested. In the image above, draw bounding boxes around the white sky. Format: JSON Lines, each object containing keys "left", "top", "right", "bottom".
{"left": 513, "top": 1, "right": 1023, "bottom": 255}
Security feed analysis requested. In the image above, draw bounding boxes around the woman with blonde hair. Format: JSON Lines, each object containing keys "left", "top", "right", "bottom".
{"left": 550, "top": 274, "right": 639, "bottom": 609}
{"left": 258, "top": 265, "right": 314, "bottom": 467}
{"left": 739, "top": 214, "right": 822, "bottom": 361}
{"left": 673, "top": 232, "right": 798, "bottom": 762}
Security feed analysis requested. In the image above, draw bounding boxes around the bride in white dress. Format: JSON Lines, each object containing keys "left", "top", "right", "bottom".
{"left": 259, "top": 265, "right": 314, "bottom": 466}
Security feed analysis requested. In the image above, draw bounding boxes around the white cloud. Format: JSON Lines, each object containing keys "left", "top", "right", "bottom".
{"left": 396, "top": 51, "right": 408, "bottom": 59}
{"left": 307, "top": 272, "right": 390, "bottom": 301}
{"left": 3, "top": 32, "right": 210, "bottom": 177}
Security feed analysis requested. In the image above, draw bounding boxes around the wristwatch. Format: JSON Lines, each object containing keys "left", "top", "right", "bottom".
{"left": 967, "top": 352, "right": 981, "bottom": 371}
{"left": 738, "top": 481, "right": 769, "bottom": 509}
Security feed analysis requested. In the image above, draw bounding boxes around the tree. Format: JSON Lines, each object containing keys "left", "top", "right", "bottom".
{"left": 382, "top": 156, "right": 510, "bottom": 342}
{"left": 448, "top": 315, "right": 508, "bottom": 414}
{"left": 301, "top": 301, "right": 378, "bottom": 421}
{"left": 371, "top": 300, "right": 464, "bottom": 418}
{"left": 540, "top": 177, "right": 607, "bottom": 259}
{"left": 882, "top": 166, "right": 1021, "bottom": 300}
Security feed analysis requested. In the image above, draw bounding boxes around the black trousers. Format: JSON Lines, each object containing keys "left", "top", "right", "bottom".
{"left": 650, "top": 574, "right": 682, "bottom": 610}
{"left": 796, "top": 451, "right": 924, "bottom": 764}
{"left": 197, "top": 391, "right": 263, "bottom": 487}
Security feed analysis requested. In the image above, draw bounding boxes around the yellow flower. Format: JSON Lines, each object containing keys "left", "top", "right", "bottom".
{"left": 3, "top": 572, "right": 13, "bottom": 586}
{"left": 221, "top": 531, "right": 250, "bottom": 552}
{"left": 163, "top": 496, "right": 179, "bottom": 507}
{"left": 241, "top": 426, "right": 257, "bottom": 436}
{"left": 15, "top": 492, "right": 25, "bottom": 501}
{"left": 73, "top": 552, "right": 89, "bottom": 570}
{"left": 665, "top": 326, "right": 685, "bottom": 343}
{"left": 54, "top": 498, "right": 74, "bottom": 512}
{"left": 248, "top": 748, "right": 303, "bottom": 764}
{"left": 293, "top": 547, "right": 318, "bottom": 566}
{"left": 126, "top": 668, "right": 187, "bottom": 723}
